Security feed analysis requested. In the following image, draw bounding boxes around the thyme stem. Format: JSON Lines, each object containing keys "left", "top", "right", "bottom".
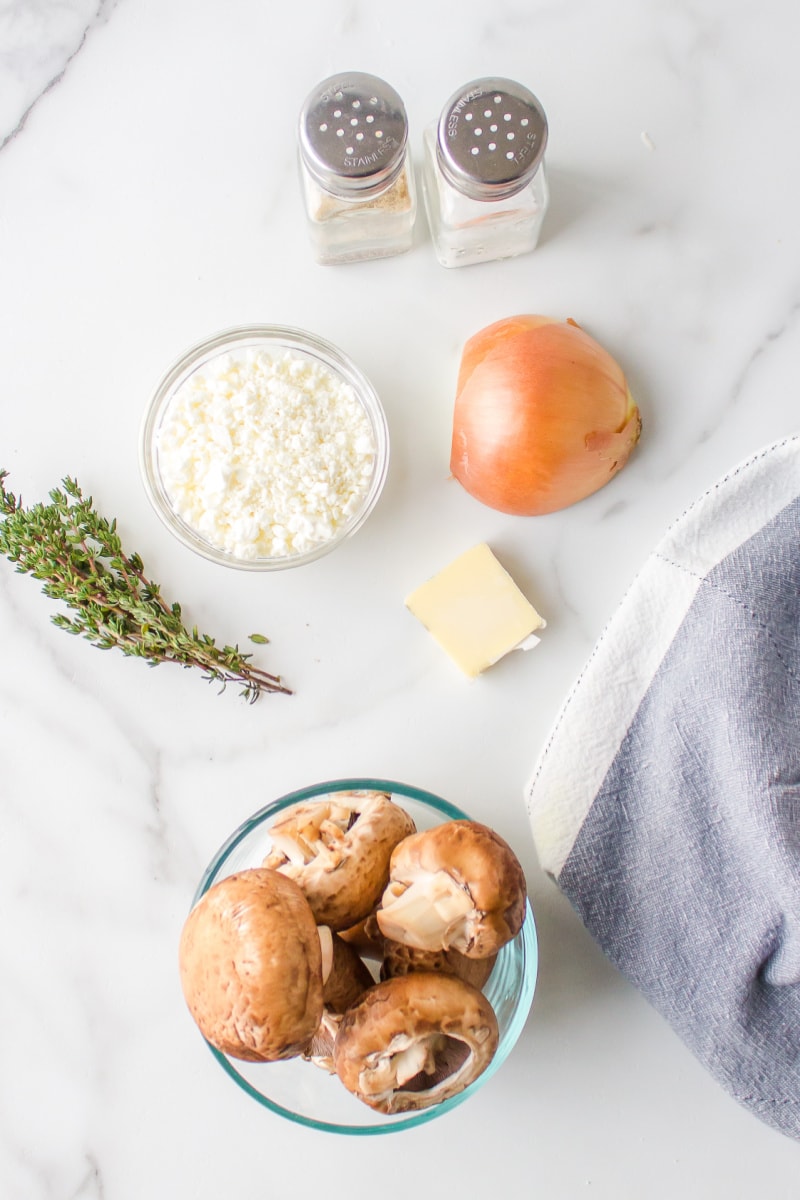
{"left": 0, "top": 471, "right": 291, "bottom": 703}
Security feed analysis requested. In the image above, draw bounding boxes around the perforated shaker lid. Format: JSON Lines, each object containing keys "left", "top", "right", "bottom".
{"left": 298, "top": 72, "right": 409, "bottom": 196}
{"left": 436, "top": 77, "right": 548, "bottom": 201}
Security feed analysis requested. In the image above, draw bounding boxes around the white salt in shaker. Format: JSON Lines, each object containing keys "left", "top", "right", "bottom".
{"left": 298, "top": 71, "right": 417, "bottom": 265}
{"left": 421, "top": 77, "right": 549, "bottom": 268}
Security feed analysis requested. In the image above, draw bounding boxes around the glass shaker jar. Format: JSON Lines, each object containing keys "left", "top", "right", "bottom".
{"left": 298, "top": 71, "right": 417, "bottom": 265}
{"left": 421, "top": 77, "right": 549, "bottom": 268}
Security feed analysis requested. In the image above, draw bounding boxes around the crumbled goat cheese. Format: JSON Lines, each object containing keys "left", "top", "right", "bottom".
{"left": 157, "top": 349, "right": 377, "bottom": 559}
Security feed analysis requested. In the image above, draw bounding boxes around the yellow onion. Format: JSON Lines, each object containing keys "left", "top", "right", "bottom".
{"left": 450, "top": 315, "right": 642, "bottom": 516}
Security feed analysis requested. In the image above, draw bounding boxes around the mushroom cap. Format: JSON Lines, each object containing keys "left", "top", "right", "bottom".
{"left": 381, "top": 939, "right": 497, "bottom": 990}
{"left": 377, "top": 819, "right": 527, "bottom": 958}
{"left": 263, "top": 791, "right": 416, "bottom": 931}
{"left": 333, "top": 972, "right": 499, "bottom": 1113}
{"left": 178, "top": 868, "right": 323, "bottom": 1062}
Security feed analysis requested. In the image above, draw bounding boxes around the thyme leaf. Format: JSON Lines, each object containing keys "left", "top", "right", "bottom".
{"left": 0, "top": 471, "right": 291, "bottom": 703}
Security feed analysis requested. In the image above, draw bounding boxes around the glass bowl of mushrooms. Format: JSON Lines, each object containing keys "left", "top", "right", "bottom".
{"left": 179, "top": 778, "right": 538, "bottom": 1134}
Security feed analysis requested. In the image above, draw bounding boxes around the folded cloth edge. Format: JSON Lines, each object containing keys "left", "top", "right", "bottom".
{"left": 525, "top": 433, "right": 800, "bottom": 879}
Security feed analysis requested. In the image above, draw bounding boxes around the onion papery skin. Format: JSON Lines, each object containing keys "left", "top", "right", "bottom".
{"left": 451, "top": 315, "right": 642, "bottom": 516}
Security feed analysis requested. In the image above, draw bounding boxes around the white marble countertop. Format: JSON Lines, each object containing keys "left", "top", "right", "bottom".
{"left": 2, "top": 1, "right": 798, "bottom": 1195}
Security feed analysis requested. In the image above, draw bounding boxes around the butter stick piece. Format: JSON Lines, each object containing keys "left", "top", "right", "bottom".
{"left": 405, "top": 543, "right": 546, "bottom": 678}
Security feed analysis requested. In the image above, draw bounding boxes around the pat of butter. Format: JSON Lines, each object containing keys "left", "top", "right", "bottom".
{"left": 405, "top": 543, "right": 546, "bottom": 678}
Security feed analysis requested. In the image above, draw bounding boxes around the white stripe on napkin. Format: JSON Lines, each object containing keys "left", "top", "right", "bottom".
{"left": 526, "top": 435, "right": 800, "bottom": 878}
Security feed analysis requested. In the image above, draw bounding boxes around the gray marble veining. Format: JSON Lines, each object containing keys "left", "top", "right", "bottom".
{"left": 1, "top": 0, "right": 798, "bottom": 1195}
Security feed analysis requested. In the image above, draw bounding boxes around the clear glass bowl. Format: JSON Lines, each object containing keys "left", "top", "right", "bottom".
{"left": 189, "top": 778, "right": 538, "bottom": 1135}
{"left": 139, "top": 325, "right": 389, "bottom": 570}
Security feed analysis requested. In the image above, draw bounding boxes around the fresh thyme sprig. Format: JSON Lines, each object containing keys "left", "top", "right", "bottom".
{"left": 0, "top": 471, "right": 291, "bottom": 703}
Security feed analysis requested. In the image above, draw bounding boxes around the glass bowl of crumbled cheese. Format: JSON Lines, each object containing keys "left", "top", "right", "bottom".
{"left": 140, "top": 325, "right": 389, "bottom": 569}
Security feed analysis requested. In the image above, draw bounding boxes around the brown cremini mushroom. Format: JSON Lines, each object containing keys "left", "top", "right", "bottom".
{"left": 380, "top": 939, "right": 497, "bottom": 989}
{"left": 318, "top": 926, "right": 375, "bottom": 1014}
{"left": 333, "top": 973, "right": 499, "bottom": 1113}
{"left": 263, "top": 791, "right": 416, "bottom": 930}
{"left": 302, "top": 1009, "right": 343, "bottom": 1074}
{"left": 178, "top": 868, "right": 323, "bottom": 1062}
{"left": 338, "top": 911, "right": 386, "bottom": 961}
{"left": 304, "top": 928, "right": 374, "bottom": 1074}
{"left": 376, "top": 819, "right": 527, "bottom": 958}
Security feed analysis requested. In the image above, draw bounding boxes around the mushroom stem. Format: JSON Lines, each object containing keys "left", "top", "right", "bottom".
{"left": 302, "top": 1009, "right": 342, "bottom": 1074}
{"left": 318, "top": 926, "right": 334, "bottom": 984}
{"left": 363, "top": 1033, "right": 445, "bottom": 1094}
{"left": 377, "top": 870, "right": 473, "bottom": 952}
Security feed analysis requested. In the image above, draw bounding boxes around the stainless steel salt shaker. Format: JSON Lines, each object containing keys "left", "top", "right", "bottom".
{"left": 421, "top": 77, "right": 549, "bottom": 268}
{"left": 298, "top": 71, "right": 417, "bottom": 265}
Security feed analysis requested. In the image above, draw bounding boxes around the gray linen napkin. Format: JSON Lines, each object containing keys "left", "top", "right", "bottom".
{"left": 526, "top": 435, "right": 800, "bottom": 1139}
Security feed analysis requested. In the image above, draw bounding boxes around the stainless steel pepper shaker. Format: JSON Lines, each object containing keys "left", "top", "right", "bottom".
{"left": 421, "top": 77, "right": 549, "bottom": 268}
{"left": 298, "top": 71, "right": 417, "bottom": 265}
